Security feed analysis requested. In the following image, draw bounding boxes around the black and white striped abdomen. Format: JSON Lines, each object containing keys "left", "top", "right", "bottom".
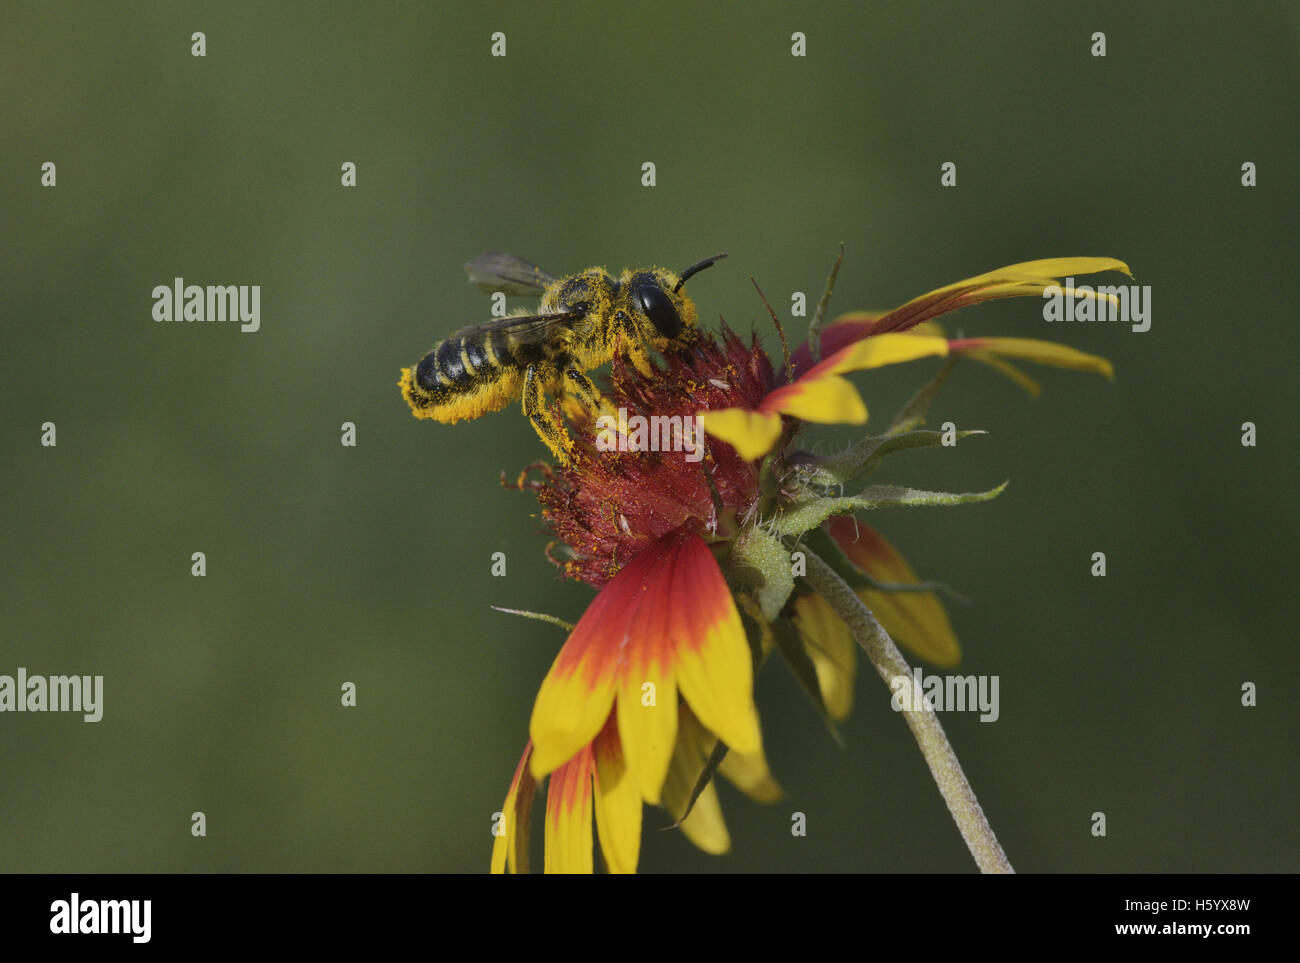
{"left": 413, "top": 334, "right": 497, "bottom": 396}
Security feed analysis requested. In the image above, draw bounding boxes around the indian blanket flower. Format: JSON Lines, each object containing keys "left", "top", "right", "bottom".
{"left": 702, "top": 257, "right": 1125, "bottom": 460}
{"left": 697, "top": 333, "right": 951, "bottom": 460}
{"left": 490, "top": 253, "right": 1128, "bottom": 873}
{"left": 527, "top": 524, "right": 761, "bottom": 796}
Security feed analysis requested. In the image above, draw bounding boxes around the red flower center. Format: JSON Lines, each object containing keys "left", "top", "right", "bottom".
{"left": 530, "top": 327, "right": 775, "bottom": 588}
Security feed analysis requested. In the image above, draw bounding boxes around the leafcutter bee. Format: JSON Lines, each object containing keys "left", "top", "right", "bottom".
{"left": 399, "top": 251, "right": 727, "bottom": 463}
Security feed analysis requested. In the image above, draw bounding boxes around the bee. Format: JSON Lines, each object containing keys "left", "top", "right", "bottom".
{"left": 399, "top": 251, "right": 727, "bottom": 462}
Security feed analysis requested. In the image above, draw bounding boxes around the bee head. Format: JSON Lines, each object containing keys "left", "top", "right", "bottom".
{"left": 622, "top": 253, "right": 727, "bottom": 349}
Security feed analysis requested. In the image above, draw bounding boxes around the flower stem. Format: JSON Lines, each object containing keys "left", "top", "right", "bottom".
{"left": 803, "top": 548, "right": 1014, "bottom": 874}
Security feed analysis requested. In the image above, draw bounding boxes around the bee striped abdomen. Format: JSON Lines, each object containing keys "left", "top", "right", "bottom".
{"left": 401, "top": 331, "right": 520, "bottom": 423}
{"left": 416, "top": 338, "right": 468, "bottom": 389}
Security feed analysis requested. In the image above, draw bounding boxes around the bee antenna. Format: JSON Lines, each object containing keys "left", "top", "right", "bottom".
{"left": 674, "top": 252, "right": 729, "bottom": 293}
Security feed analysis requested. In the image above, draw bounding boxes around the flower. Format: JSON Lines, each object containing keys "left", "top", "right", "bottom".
{"left": 788, "top": 256, "right": 1131, "bottom": 367}
{"left": 516, "top": 331, "right": 775, "bottom": 799}
{"left": 488, "top": 252, "right": 1125, "bottom": 873}
{"left": 535, "top": 326, "right": 772, "bottom": 586}
{"left": 490, "top": 717, "right": 641, "bottom": 875}
{"left": 491, "top": 703, "right": 781, "bottom": 874}
{"left": 491, "top": 329, "right": 788, "bottom": 873}
{"left": 698, "top": 333, "right": 950, "bottom": 460}
{"left": 527, "top": 524, "right": 762, "bottom": 797}
{"left": 703, "top": 258, "right": 1127, "bottom": 461}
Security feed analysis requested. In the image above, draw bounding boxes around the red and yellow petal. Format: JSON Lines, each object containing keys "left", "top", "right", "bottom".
{"left": 797, "top": 332, "right": 951, "bottom": 383}
{"left": 664, "top": 534, "right": 762, "bottom": 760}
{"left": 529, "top": 527, "right": 676, "bottom": 780}
{"left": 543, "top": 744, "right": 596, "bottom": 874}
{"left": 765, "top": 333, "right": 949, "bottom": 424}
{"left": 828, "top": 516, "right": 961, "bottom": 667}
{"left": 611, "top": 531, "right": 684, "bottom": 803}
{"left": 788, "top": 311, "right": 883, "bottom": 375}
{"left": 791, "top": 258, "right": 1131, "bottom": 368}
{"left": 490, "top": 742, "right": 537, "bottom": 875}
{"left": 501, "top": 721, "right": 643, "bottom": 875}
{"left": 592, "top": 717, "right": 641, "bottom": 874}
{"left": 528, "top": 582, "right": 624, "bottom": 778}
{"left": 869, "top": 257, "right": 1131, "bottom": 336}
{"left": 530, "top": 526, "right": 763, "bottom": 808}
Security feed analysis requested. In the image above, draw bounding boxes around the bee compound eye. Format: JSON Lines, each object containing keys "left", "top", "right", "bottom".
{"left": 637, "top": 283, "right": 682, "bottom": 338}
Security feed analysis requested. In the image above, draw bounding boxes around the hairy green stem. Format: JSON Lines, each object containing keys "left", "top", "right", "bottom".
{"left": 804, "top": 548, "right": 1014, "bottom": 874}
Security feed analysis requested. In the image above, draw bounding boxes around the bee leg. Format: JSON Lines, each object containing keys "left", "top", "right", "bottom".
{"left": 563, "top": 368, "right": 616, "bottom": 421}
{"left": 522, "top": 365, "right": 575, "bottom": 464}
{"left": 611, "top": 326, "right": 656, "bottom": 378}
{"left": 626, "top": 345, "right": 656, "bottom": 378}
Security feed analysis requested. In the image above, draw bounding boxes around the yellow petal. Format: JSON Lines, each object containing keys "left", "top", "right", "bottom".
{"left": 663, "top": 705, "right": 730, "bottom": 855}
{"left": 906, "top": 258, "right": 1133, "bottom": 315}
{"left": 717, "top": 744, "right": 783, "bottom": 804}
{"left": 962, "top": 350, "right": 1042, "bottom": 397}
{"left": 828, "top": 517, "right": 961, "bottom": 668}
{"left": 762, "top": 333, "right": 949, "bottom": 425}
{"left": 617, "top": 657, "right": 678, "bottom": 806}
{"left": 698, "top": 408, "right": 784, "bottom": 461}
{"left": 768, "top": 374, "right": 868, "bottom": 424}
{"left": 702, "top": 334, "right": 948, "bottom": 455}
{"left": 990, "top": 256, "right": 1132, "bottom": 279}
{"left": 821, "top": 333, "right": 950, "bottom": 375}
{"left": 677, "top": 780, "right": 730, "bottom": 854}
{"left": 791, "top": 592, "right": 858, "bottom": 721}
{"left": 951, "top": 336, "right": 1113, "bottom": 380}
{"left": 490, "top": 742, "right": 536, "bottom": 874}
{"left": 872, "top": 257, "right": 1131, "bottom": 335}
{"left": 543, "top": 747, "right": 595, "bottom": 874}
{"left": 906, "top": 320, "right": 947, "bottom": 338}
{"left": 592, "top": 723, "right": 641, "bottom": 874}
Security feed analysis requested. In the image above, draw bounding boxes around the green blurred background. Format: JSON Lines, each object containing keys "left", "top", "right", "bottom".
{"left": 2, "top": 1, "right": 1296, "bottom": 873}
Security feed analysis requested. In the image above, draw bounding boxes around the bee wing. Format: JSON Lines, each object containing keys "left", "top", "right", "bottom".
{"left": 464, "top": 252, "right": 557, "bottom": 296}
{"left": 448, "top": 309, "right": 580, "bottom": 348}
